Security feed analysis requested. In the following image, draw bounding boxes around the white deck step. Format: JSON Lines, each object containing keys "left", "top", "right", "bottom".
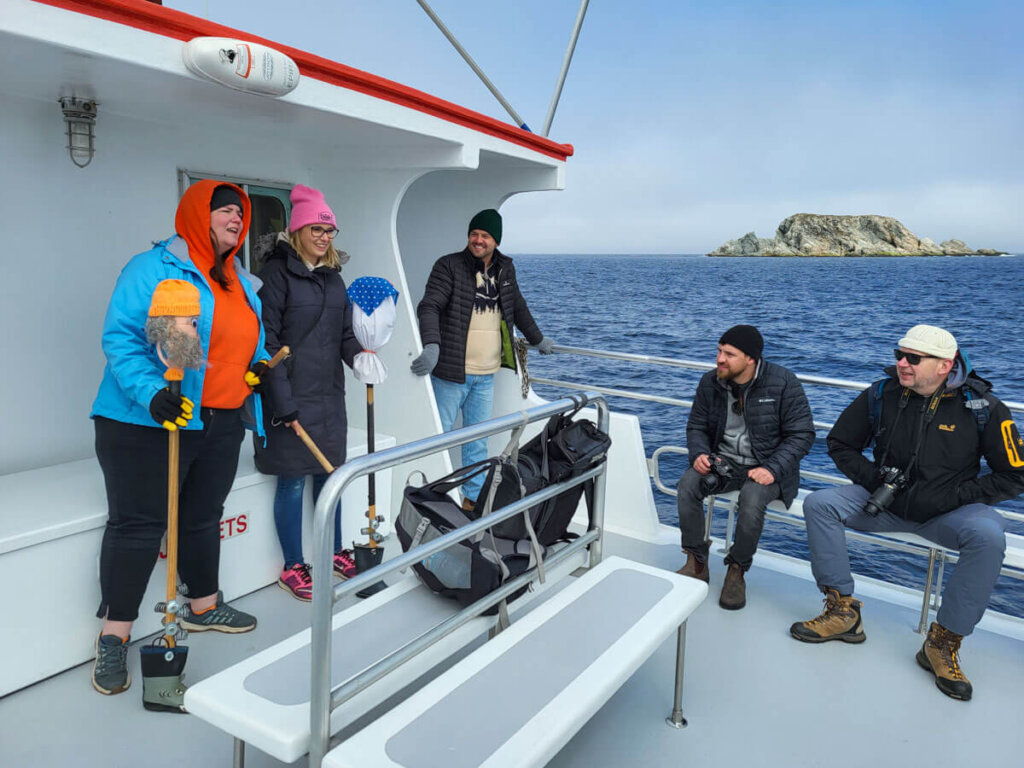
{"left": 324, "top": 556, "right": 707, "bottom": 768}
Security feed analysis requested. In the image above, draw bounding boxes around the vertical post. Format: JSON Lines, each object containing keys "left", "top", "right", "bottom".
{"left": 541, "top": 0, "right": 591, "bottom": 136}
{"left": 232, "top": 738, "right": 245, "bottom": 768}
{"left": 665, "top": 623, "right": 688, "bottom": 728}
{"left": 918, "top": 548, "right": 938, "bottom": 633}
{"left": 309, "top": 477, "right": 338, "bottom": 767}
{"left": 587, "top": 397, "right": 610, "bottom": 566}
{"left": 367, "top": 383, "right": 377, "bottom": 546}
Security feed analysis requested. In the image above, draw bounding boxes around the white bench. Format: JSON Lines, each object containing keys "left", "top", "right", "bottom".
{"left": 184, "top": 546, "right": 589, "bottom": 765}
{"left": 0, "top": 428, "right": 393, "bottom": 697}
{"left": 710, "top": 488, "right": 1024, "bottom": 632}
{"left": 322, "top": 556, "right": 708, "bottom": 768}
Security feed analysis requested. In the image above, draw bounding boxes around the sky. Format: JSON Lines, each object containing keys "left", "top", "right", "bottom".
{"left": 169, "top": 1, "right": 1023, "bottom": 254}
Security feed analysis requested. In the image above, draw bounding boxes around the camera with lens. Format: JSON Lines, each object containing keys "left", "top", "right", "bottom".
{"left": 699, "top": 453, "right": 735, "bottom": 496}
{"left": 864, "top": 466, "right": 910, "bottom": 516}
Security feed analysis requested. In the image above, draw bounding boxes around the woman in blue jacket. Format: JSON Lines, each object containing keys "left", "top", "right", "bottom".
{"left": 89, "top": 180, "right": 268, "bottom": 698}
{"left": 254, "top": 185, "right": 362, "bottom": 601}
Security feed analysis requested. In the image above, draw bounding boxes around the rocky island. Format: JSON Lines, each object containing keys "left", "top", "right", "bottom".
{"left": 709, "top": 214, "right": 1006, "bottom": 257}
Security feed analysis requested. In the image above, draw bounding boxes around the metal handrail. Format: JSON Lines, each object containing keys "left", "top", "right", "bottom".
{"left": 307, "top": 393, "right": 609, "bottom": 767}
{"left": 648, "top": 445, "right": 1024, "bottom": 524}
{"left": 544, "top": 344, "right": 1024, "bottom": 413}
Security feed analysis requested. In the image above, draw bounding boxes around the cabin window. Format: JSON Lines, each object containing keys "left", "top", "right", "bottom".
{"left": 178, "top": 171, "right": 291, "bottom": 274}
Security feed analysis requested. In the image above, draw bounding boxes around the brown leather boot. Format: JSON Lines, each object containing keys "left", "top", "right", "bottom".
{"left": 675, "top": 554, "right": 709, "bottom": 583}
{"left": 461, "top": 497, "right": 475, "bottom": 513}
{"left": 719, "top": 563, "right": 746, "bottom": 610}
{"left": 790, "top": 588, "right": 866, "bottom": 643}
{"left": 917, "top": 622, "right": 972, "bottom": 701}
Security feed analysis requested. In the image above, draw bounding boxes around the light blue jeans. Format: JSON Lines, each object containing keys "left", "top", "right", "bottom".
{"left": 431, "top": 374, "right": 495, "bottom": 504}
{"left": 804, "top": 484, "right": 1006, "bottom": 636}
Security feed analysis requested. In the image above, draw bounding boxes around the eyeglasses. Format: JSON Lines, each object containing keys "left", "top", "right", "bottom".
{"left": 894, "top": 349, "right": 937, "bottom": 366}
{"left": 309, "top": 225, "right": 338, "bottom": 240}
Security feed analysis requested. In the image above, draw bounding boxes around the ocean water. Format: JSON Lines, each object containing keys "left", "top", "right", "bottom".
{"left": 514, "top": 253, "right": 1024, "bottom": 618}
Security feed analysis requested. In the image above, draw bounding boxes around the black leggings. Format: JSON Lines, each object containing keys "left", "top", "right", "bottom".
{"left": 94, "top": 409, "right": 244, "bottom": 622}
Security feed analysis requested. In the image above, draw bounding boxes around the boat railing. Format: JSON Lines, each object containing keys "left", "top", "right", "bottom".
{"left": 307, "top": 393, "right": 610, "bottom": 767}
{"left": 530, "top": 344, "right": 1024, "bottom": 526}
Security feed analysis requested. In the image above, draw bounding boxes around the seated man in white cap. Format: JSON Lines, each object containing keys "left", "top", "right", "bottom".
{"left": 790, "top": 324, "right": 1024, "bottom": 701}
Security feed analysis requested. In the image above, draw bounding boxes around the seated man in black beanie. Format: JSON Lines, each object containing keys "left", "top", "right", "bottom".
{"left": 675, "top": 325, "right": 815, "bottom": 609}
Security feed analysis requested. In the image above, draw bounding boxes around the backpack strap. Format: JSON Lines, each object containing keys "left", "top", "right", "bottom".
{"left": 864, "top": 378, "right": 888, "bottom": 448}
{"left": 962, "top": 379, "right": 991, "bottom": 436}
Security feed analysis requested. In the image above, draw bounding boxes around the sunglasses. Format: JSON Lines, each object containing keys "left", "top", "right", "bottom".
{"left": 894, "top": 349, "right": 937, "bottom": 366}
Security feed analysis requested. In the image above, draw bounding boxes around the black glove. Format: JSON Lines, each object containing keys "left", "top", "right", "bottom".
{"left": 244, "top": 360, "right": 270, "bottom": 392}
{"left": 274, "top": 411, "right": 299, "bottom": 427}
{"left": 149, "top": 388, "right": 194, "bottom": 431}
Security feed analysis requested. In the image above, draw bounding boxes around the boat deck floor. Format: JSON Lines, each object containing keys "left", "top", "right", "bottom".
{"left": 3, "top": 531, "right": 1023, "bottom": 767}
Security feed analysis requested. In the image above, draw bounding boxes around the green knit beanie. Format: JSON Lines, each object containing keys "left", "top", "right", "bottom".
{"left": 468, "top": 209, "right": 502, "bottom": 245}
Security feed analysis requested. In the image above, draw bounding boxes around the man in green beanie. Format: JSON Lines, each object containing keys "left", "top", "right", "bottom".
{"left": 412, "top": 209, "right": 554, "bottom": 510}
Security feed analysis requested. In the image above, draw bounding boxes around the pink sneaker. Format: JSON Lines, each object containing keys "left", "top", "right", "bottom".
{"left": 278, "top": 563, "right": 313, "bottom": 601}
{"left": 333, "top": 549, "right": 357, "bottom": 579}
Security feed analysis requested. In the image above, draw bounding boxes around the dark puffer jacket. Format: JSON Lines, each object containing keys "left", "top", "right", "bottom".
{"left": 254, "top": 237, "right": 361, "bottom": 475}
{"left": 686, "top": 360, "right": 816, "bottom": 506}
{"left": 416, "top": 248, "right": 543, "bottom": 384}
{"left": 827, "top": 363, "right": 1024, "bottom": 523}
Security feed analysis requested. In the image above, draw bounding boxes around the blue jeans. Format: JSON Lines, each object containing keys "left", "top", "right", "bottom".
{"left": 273, "top": 473, "right": 342, "bottom": 568}
{"left": 804, "top": 484, "right": 1006, "bottom": 636}
{"left": 432, "top": 374, "right": 495, "bottom": 504}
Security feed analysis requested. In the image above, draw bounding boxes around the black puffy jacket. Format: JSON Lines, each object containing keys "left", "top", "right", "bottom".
{"left": 827, "top": 364, "right": 1024, "bottom": 523}
{"left": 254, "top": 237, "right": 361, "bottom": 475}
{"left": 416, "top": 248, "right": 543, "bottom": 384}
{"left": 686, "top": 360, "right": 815, "bottom": 507}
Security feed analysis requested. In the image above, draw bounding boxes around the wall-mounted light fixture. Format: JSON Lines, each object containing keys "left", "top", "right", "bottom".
{"left": 59, "top": 96, "right": 98, "bottom": 168}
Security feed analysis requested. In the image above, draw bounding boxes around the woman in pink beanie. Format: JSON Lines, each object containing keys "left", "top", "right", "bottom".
{"left": 255, "top": 184, "right": 363, "bottom": 600}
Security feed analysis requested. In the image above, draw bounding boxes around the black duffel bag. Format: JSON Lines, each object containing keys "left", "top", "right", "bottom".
{"left": 396, "top": 461, "right": 541, "bottom": 612}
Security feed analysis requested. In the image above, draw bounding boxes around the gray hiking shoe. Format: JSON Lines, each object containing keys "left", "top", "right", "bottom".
{"left": 180, "top": 591, "right": 257, "bottom": 633}
{"left": 92, "top": 634, "right": 130, "bottom": 695}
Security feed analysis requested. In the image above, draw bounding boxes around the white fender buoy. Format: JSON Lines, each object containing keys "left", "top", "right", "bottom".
{"left": 182, "top": 37, "right": 299, "bottom": 97}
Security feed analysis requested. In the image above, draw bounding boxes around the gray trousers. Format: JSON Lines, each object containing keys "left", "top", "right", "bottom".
{"left": 677, "top": 467, "right": 780, "bottom": 571}
{"left": 804, "top": 484, "right": 1006, "bottom": 636}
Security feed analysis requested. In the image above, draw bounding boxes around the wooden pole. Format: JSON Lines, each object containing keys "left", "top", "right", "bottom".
{"left": 164, "top": 373, "right": 183, "bottom": 647}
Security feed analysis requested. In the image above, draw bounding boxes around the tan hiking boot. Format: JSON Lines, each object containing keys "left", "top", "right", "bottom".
{"left": 461, "top": 497, "right": 475, "bottom": 513}
{"left": 790, "top": 588, "right": 866, "bottom": 643}
{"left": 719, "top": 563, "right": 746, "bottom": 610}
{"left": 917, "top": 622, "right": 972, "bottom": 701}
{"left": 676, "top": 554, "right": 709, "bottom": 583}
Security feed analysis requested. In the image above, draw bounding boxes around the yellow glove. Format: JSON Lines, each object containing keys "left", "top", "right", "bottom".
{"left": 245, "top": 360, "right": 270, "bottom": 391}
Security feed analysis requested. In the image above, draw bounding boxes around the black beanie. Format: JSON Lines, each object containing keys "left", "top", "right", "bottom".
{"left": 468, "top": 209, "right": 502, "bottom": 245}
{"left": 719, "top": 324, "right": 764, "bottom": 360}
{"left": 210, "top": 185, "right": 243, "bottom": 212}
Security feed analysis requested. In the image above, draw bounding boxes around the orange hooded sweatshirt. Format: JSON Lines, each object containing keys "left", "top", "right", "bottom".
{"left": 175, "top": 180, "right": 259, "bottom": 409}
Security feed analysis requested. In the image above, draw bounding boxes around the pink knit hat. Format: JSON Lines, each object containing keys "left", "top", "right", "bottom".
{"left": 289, "top": 184, "right": 336, "bottom": 232}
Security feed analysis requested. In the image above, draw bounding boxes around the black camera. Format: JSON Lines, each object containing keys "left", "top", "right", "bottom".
{"left": 699, "top": 454, "right": 734, "bottom": 496}
{"left": 864, "top": 466, "right": 910, "bottom": 516}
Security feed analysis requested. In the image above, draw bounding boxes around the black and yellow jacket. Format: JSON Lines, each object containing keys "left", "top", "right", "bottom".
{"left": 827, "top": 360, "right": 1024, "bottom": 523}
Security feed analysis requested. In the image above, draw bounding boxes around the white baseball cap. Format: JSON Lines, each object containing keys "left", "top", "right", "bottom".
{"left": 898, "top": 324, "right": 958, "bottom": 359}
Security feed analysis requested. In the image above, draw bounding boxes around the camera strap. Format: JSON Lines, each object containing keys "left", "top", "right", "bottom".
{"left": 876, "top": 387, "right": 912, "bottom": 468}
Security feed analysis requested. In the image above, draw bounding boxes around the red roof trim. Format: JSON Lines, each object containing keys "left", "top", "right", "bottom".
{"left": 30, "top": 0, "right": 574, "bottom": 161}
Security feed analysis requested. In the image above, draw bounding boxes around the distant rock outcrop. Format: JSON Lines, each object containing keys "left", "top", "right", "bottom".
{"left": 708, "top": 214, "right": 1005, "bottom": 257}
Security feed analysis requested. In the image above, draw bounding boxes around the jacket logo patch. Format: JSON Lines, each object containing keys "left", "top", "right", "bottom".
{"left": 501, "top": 280, "right": 511, "bottom": 287}
{"left": 938, "top": 424, "right": 956, "bottom": 432}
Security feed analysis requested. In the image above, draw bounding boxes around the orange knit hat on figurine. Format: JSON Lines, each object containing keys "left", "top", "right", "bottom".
{"left": 148, "top": 279, "right": 201, "bottom": 317}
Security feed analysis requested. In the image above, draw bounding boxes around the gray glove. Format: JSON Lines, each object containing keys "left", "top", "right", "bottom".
{"left": 536, "top": 337, "right": 555, "bottom": 355}
{"left": 411, "top": 343, "right": 440, "bottom": 376}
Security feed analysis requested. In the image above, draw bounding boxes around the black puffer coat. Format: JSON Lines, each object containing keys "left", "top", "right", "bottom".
{"left": 686, "top": 360, "right": 815, "bottom": 506}
{"left": 416, "top": 248, "right": 543, "bottom": 384}
{"left": 254, "top": 237, "right": 361, "bottom": 475}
